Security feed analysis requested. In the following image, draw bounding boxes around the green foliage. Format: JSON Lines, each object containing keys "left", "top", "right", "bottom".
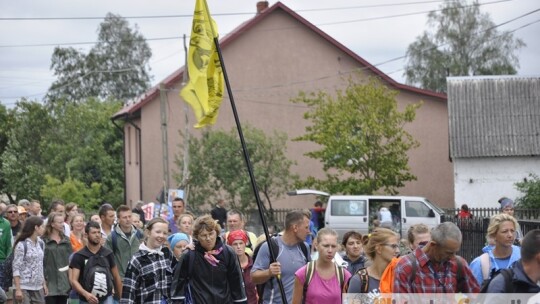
{"left": 1, "top": 100, "right": 52, "bottom": 200}
{"left": 174, "top": 125, "right": 298, "bottom": 212}
{"left": 40, "top": 175, "right": 102, "bottom": 211}
{"left": 515, "top": 174, "right": 540, "bottom": 209}
{"left": 1, "top": 98, "right": 124, "bottom": 207}
{"left": 404, "top": 0, "right": 525, "bottom": 92}
{"left": 293, "top": 77, "right": 420, "bottom": 195}
{"left": 47, "top": 13, "right": 152, "bottom": 102}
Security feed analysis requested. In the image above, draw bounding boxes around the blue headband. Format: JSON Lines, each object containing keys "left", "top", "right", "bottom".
{"left": 167, "top": 233, "right": 190, "bottom": 249}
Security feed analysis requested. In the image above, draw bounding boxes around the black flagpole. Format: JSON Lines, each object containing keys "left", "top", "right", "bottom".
{"left": 200, "top": 0, "right": 287, "bottom": 302}
{"left": 212, "top": 36, "right": 288, "bottom": 304}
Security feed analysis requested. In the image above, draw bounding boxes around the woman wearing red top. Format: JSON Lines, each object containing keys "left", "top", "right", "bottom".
{"left": 457, "top": 204, "right": 473, "bottom": 219}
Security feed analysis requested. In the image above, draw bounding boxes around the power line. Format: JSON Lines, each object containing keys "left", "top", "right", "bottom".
{"left": 1, "top": 5, "right": 538, "bottom": 103}
{"left": 0, "top": 0, "right": 511, "bottom": 48}
{"left": 0, "top": 1, "right": 450, "bottom": 21}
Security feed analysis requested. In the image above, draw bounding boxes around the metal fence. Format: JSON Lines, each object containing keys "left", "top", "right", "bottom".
{"left": 443, "top": 217, "right": 540, "bottom": 263}
{"left": 443, "top": 207, "right": 540, "bottom": 220}
{"left": 196, "top": 206, "right": 540, "bottom": 262}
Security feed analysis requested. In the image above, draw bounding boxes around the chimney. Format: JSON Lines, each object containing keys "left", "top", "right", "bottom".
{"left": 256, "top": 1, "right": 269, "bottom": 14}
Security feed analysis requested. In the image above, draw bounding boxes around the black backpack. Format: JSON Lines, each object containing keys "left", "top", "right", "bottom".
{"left": 3, "top": 240, "right": 44, "bottom": 290}
{"left": 479, "top": 268, "right": 514, "bottom": 293}
{"left": 81, "top": 251, "right": 114, "bottom": 300}
{"left": 252, "top": 235, "right": 309, "bottom": 304}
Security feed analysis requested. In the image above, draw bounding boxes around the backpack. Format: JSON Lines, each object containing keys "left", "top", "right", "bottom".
{"left": 110, "top": 226, "right": 143, "bottom": 254}
{"left": 407, "top": 253, "right": 465, "bottom": 292}
{"left": 478, "top": 253, "right": 514, "bottom": 293}
{"left": 2, "top": 240, "right": 44, "bottom": 290}
{"left": 353, "top": 267, "right": 370, "bottom": 293}
{"left": 252, "top": 235, "right": 309, "bottom": 304}
{"left": 81, "top": 250, "right": 114, "bottom": 300}
{"left": 302, "top": 261, "right": 345, "bottom": 303}
{"left": 479, "top": 268, "right": 514, "bottom": 293}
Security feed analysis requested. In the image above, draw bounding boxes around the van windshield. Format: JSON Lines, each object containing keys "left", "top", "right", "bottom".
{"left": 424, "top": 199, "right": 444, "bottom": 215}
{"left": 330, "top": 199, "right": 367, "bottom": 216}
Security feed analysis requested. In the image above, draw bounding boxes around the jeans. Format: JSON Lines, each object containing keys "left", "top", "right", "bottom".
{"left": 79, "top": 296, "right": 113, "bottom": 304}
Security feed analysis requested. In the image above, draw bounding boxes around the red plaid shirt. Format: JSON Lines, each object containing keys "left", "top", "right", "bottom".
{"left": 393, "top": 246, "right": 480, "bottom": 293}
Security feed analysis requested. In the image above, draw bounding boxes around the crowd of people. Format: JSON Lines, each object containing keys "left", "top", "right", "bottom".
{"left": 0, "top": 197, "right": 539, "bottom": 304}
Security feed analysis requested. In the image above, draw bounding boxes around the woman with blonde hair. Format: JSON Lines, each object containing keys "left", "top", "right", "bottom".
{"left": 69, "top": 213, "right": 85, "bottom": 252}
{"left": 171, "top": 214, "right": 246, "bottom": 303}
{"left": 469, "top": 213, "right": 521, "bottom": 286}
{"left": 176, "top": 213, "right": 194, "bottom": 244}
{"left": 43, "top": 212, "right": 73, "bottom": 304}
{"left": 347, "top": 228, "right": 399, "bottom": 300}
{"left": 292, "top": 228, "right": 352, "bottom": 304}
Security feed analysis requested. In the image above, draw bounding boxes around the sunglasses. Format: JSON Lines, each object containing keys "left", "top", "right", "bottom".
{"left": 6, "top": 211, "right": 18, "bottom": 214}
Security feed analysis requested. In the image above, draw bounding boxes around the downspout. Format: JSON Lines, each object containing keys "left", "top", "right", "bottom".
{"left": 111, "top": 117, "right": 127, "bottom": 205}
{"left": 125, "top": 114, "right": 143, "bottom": 200}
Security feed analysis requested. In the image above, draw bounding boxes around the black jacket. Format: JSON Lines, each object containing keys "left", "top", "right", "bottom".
{"left": 171, "top": 238, "right": 247, "bottom": 304}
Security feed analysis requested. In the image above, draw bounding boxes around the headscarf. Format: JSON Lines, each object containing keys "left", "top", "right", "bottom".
{"left": 168, "top": 232, "right": 190, "bottom": 249}
{"left": 227, "top": 230, "right": 248, "bottom": 245}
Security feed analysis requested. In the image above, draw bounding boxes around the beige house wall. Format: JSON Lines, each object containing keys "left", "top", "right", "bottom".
{"left": 122, "top": 6, "right": 453, "bottom": 209}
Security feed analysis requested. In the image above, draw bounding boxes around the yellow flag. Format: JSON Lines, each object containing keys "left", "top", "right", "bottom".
{"left": 181, "top": 0, "right": 224, "bottom": 128}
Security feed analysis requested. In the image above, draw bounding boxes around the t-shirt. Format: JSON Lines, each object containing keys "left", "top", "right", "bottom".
{"left": 295, "top": 264, "right": 351, "bottom": 304}
{"left": 251, "top": 236, "right": 309, "bottom": 304}
{"left": 69, "top": 246, "right": 116, "bottom": 297}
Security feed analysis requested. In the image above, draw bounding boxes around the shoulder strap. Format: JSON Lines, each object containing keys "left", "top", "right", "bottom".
{"left": 501, "top": 268, "right": 514, "bottom": 293}
{"left": 135, "top": 229, "right": 143, "bottom": 240}
{"left": 302, "top": 261, "right": 316, "bottom": 303}
{"left": 111, "top": 228, "right": 118, "bottom": 254}
{"left": 480, "top": 253, "right": 490, "bottom": 280}
{"left": 23, "top": 241, "right": 28, "bottom": 260}
{"left": 185, "top": 249, "right": 196, "bottom": 279}
{"left": 244, "top": 230, "right": 253, "bottom": 250}
{"left": 455, "top": 256, "right": 464, "bottom": 291}
{"left": 336, "top": 264, "right": 345, "bottom": 291}
{"left": 408, "top": 253, "right": 418, "bottom": 285}
{"left": 357, "top": 268, "right": 369, "bottom": 293}
{"left": 299, "top": 241, "right": 309, "bottom": 262}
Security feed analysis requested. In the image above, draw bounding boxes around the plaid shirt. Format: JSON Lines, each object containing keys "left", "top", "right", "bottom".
{"left": 393, "top": 246, "right": 480, "bottom": 293}
{"left": 120, "top": 246, "right": 174, "bottom": 304}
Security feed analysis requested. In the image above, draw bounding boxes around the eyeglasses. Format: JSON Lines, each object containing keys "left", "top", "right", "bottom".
{"left": 7, "top": 211, "right": 18, "bottom": 214}
{"left": 383, "top": 243, "right": 400, "bottom": 250}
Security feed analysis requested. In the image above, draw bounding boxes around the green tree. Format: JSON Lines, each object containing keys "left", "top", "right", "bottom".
{"left": 40, "top": 175, "right": 102, "bottom": 211}
{"left": 0, "top": 104, "right": 16, "bottom": 202}
{"left": 1, "top": 100, "right": 52, "bottom": 202}
{"left": 293, "top": 78, "right": 421, "bottom": 195}
{"left": 515, "top": 174, "right": 540, "bottom": 208}
{"left": 404, "top": 0, "right": 525, "bottom": 92}
{"left": 47, "top": 13, "right": 152, "bottom": 102}
{"left": 1, "top": 98, "right": 124, "bottom": 206}
{"left": 41, "top": 98, "right": 125, "bottom": 204}
{"left": 175, "top": 125, "right": 298, "bottom": 212}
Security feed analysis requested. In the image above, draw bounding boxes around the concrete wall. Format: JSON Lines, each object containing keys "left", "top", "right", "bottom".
{"left": 454, "top": 157, "right": 540, "bottom": 208}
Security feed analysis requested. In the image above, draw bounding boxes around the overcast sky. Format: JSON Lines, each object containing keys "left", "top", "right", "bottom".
{"left": 1, "top": 0, "right": 538, "bottom": 107}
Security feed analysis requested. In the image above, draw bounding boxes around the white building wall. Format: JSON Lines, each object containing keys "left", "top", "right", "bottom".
{"left": 454, "top": 157, "right": 540, "bottom": 208}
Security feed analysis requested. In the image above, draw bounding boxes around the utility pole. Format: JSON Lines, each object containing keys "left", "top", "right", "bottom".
{"left": 159, "top": 83, "right": 170, "bottom": 193}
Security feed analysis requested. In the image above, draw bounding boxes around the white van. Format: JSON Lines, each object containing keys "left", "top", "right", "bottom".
{"left": 288, "top": 190, "right": 444, "bottom": 238}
